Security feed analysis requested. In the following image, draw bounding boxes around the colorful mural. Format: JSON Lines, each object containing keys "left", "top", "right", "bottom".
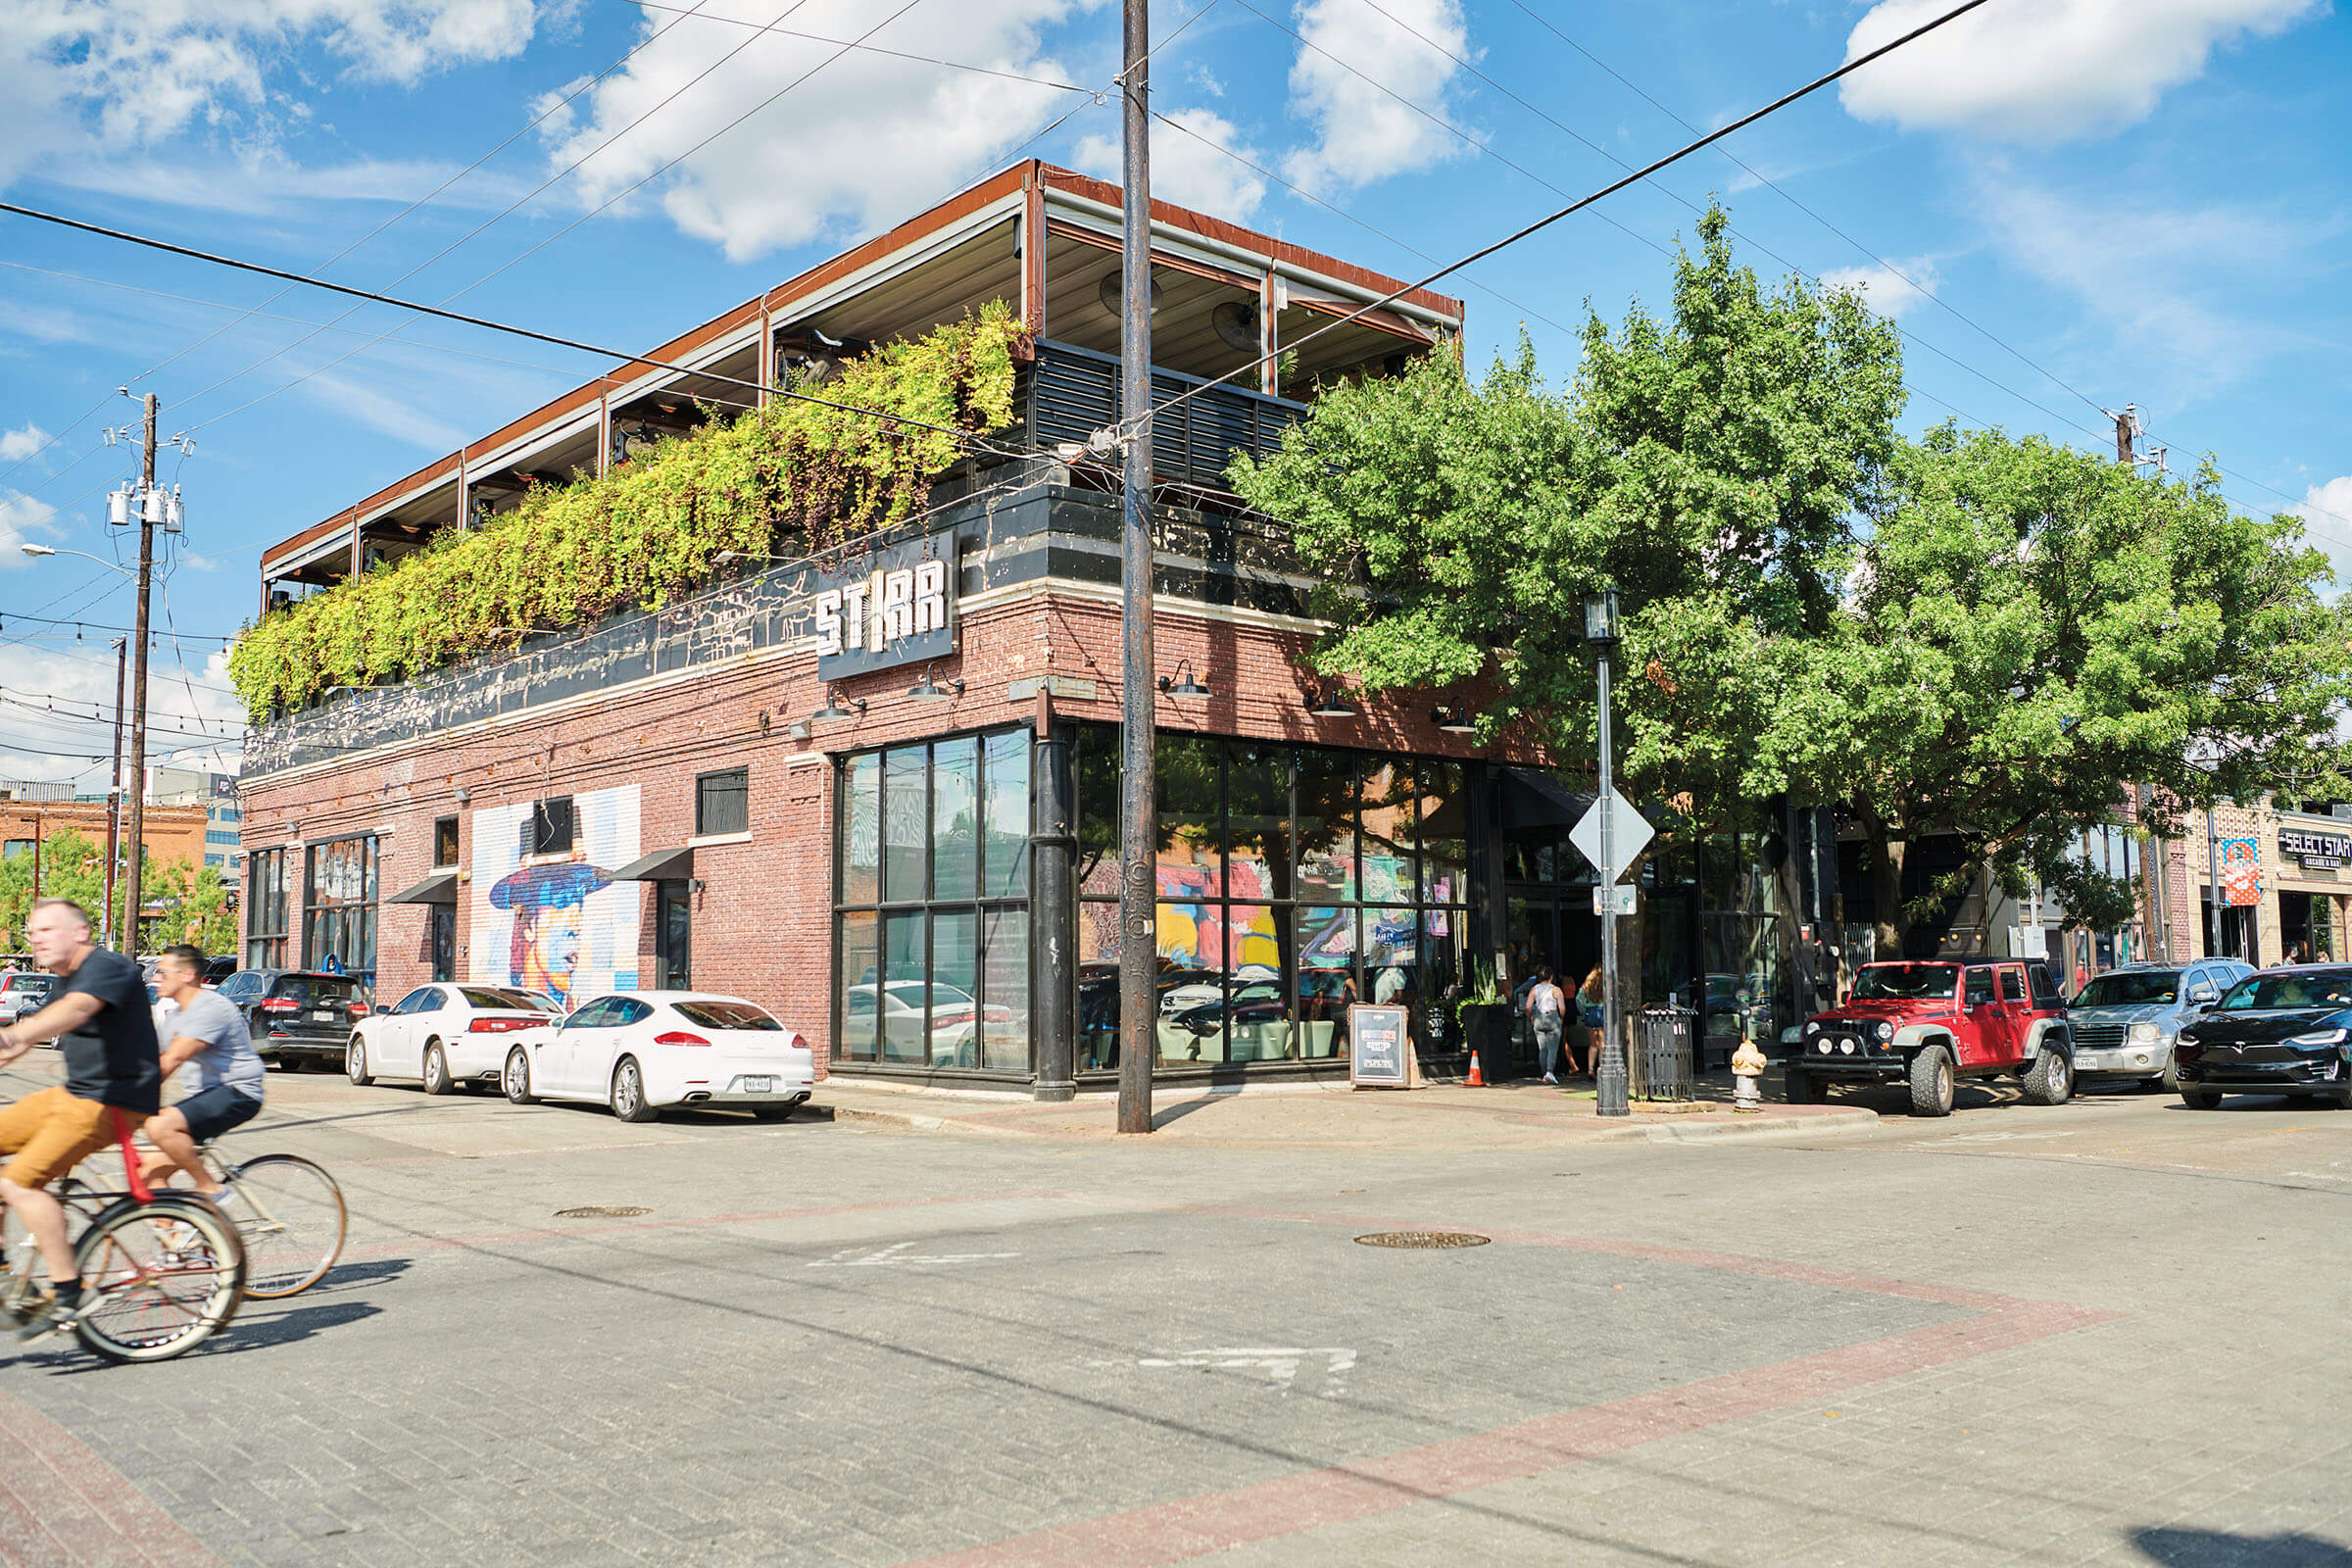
{"left": 2221, "top": 837, "right": 2263, "bottom": 907}
{"left": 469, "top": 786, "right": 641, "bottom": 1009}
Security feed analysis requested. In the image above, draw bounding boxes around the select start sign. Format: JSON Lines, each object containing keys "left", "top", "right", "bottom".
{"left": 814, "top": 537, "right": 957, "bottom": 679}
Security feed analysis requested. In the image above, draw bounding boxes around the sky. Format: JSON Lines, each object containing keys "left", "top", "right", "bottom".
{"left": 0, "top": 0, "right": 2345, "bottom": 789}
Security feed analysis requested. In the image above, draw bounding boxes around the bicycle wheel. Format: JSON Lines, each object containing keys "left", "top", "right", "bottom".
{"left": 225, "top": 1153, "right": 346, "bottom": 1298}
{"left": 72, "top": 1197, "right": 247, "bottom": 1364}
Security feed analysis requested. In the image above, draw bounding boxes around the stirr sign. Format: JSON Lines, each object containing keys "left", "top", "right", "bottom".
{"left": 812, "top": 540, "right": 957, "bottom": 679}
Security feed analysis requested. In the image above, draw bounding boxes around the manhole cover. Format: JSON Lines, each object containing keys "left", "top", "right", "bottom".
{"left": 554, "top": 1205, "right": 650, "bottom": 1219}
{"left": 1353, "top": 1231, "right": 1490, "bottom": 1250}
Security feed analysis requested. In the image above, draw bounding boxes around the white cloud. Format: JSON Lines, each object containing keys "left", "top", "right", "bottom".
{"left": 539, "top": 0, "right": 1104, "bottom": 264}
{"left": 0, "top": 645, "right": 244, "bottom": 785}
{"left": 44, "top": 155, "right": 538, "bottom": 219}
{"left": 1281, "top": 0, "right": 1473, "bottom": 191}
{"left": 0, "top": 0, "right": 552, "bottom": 190}
{"left": 1820, "top": 256, "right": 1941, "bottom": 319}
{"left": 0, "top": 423, "right": 50, "bottom": 464}
{"left": 0, "top": 492, "right": 59, "bottom": 564}
{"left": 2293, "top": 476, "right": 2352, "bottom": 594}
{"left": 303, "top": 369, "right": 473, "bottom": 452}
{"left": 1839, "top": 0, "right": 2324, "bottom": 144}
{"left": 1077, "top": 107, "right": 1266, "bottom": 220}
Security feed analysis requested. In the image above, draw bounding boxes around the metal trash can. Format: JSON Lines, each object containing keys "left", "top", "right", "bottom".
{"left": 1631, "top": 1006, "right": 1696, "bottom": 1102}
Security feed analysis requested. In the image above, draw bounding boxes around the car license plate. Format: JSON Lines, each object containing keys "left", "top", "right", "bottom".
{"left": 312, "top": 1009, "right": 334, "bottom": 1022}
{"left": 742, "top": 1076, "right": 775, "bottom": 1094}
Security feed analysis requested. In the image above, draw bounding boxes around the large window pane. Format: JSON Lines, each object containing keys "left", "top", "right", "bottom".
{"left": 1078, "top": 903, "right": 1120, "bottom": 1073}
{"left": 879, "top": 912, "right": 928, "bottom": 1062}
{"left": 982, "top": 730, "right": 1029, "bottom": 898}
{"left": 1421, "top": 907, "right": 1467, "bottom": 1054}
{"left": 1076, "top": 726, "right": 1120, "bottom": 898}
{"left": 1363, "top": 906, "right": 1418, "bottom": 1005}
{"left": 1414, "top": 760, "right": 1467, "bottom": 904}
{"left": 981, "top": 910, "right": 1030, "bottom": 1072}
{"left": 930, "top": 908, "right": 978, "bottom": 1066}
{"left": 837, "top": 911, "right": 878, "bottom": 1061}
{"left": 882, "top": 746, "right": 927, "bottom": 902}
{"left": 1295, "top": 906, "right": 1353, "bottom": 1059}
{"left": 1359, "top": 762, "right": 1414, "bottom": 903}
{"left": 842, "top": 754, "right": 880, "bottom": 904}
{"left": 1156, "top": 731, "right": 1223, "bottom": 902}
{"left": 1225, "top": 743, "right": 1289, "bottom": 906}
{"left": 1295, "top": 747, "right": 1356, "bottom": 901}
{"left": 932, "top": 737, "right": 979, "bottom": 901}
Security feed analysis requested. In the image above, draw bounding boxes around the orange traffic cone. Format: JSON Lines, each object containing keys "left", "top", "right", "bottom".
{"left": 1467, "top": 1050, "right": 1485, "bottom": 1087}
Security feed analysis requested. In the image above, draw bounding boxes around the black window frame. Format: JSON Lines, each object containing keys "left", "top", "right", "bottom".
{"left": 432, "top": 815, "right": 460, "bottom": 869}
{"left": 529, "top": 797, "right": 576, "bottom": 856}
{"left": 696, "top": 766, "right": 751, "bottom": 838}
{"left": 245, "top": 847, "right": 292, "bottom": 969}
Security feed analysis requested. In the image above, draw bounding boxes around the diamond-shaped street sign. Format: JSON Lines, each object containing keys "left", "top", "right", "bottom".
{"left": 1569, "top": 789, "right": 1654, "bottom": 882}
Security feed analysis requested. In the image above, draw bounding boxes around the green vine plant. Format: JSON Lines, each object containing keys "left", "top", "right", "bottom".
{"left": 229, "top": 302, "right": 1026, "bottom": 721}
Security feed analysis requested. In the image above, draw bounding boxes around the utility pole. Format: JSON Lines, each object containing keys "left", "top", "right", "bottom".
{"left": 1114, "top": 0, "right": 1156, "bottom": 1134}
{"left": 104, "top": 636, "right": 125, "bottom": 948}
{"left": 2206, "top": 806, "right": 2223, "bottom": 958}
{"left": 122, "top": 393, "right": 157, "bottom": 957}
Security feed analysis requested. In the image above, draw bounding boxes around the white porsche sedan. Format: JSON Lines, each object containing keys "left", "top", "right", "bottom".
{"left": 346, "top": 982, "right": 558, "bottom": 1095}
{"left": 500, "top": 991, "right": 816, "bottom": 1122}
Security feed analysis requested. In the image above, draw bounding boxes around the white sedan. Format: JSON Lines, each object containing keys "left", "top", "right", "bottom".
{"left": 347, "top": 982, "right": 557, "bottom": 1094}
{"left": 500, "top": 991, "right": 815, "bottom": 1122}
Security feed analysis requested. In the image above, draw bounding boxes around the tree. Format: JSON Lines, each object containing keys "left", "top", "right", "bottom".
{"left": 1838, "top": 425, "right": 2352, "bottom": 952}
{"left": 0, "top": 829, "right": 111, "bottom": 950}
{"left": 148, "top": 858, "right": 238, "bottom": 956}
{"left": 1229, "top": 202, "right": 1905, "bottom": 838}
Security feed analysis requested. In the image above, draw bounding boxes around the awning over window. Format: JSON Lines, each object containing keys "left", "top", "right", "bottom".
{"left": 1499, "top": 767, "right": 1592, "bottom": 829}
{"left": 386, "top": 870, "right": 459, "bottom": 906}
{"left": 612, "top": 847, "right": 695, "bottom": 883}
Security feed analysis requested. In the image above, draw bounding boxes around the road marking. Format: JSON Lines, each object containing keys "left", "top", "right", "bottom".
{"left": 807, "top": 1241, "right": 1019, "bottom": 1268}
{"left": 1127, "top": 1348, "right": 1356, "bottom": 1396}
{"left": 1926, "top": 1130, "right": 2083, "bottom": 1144}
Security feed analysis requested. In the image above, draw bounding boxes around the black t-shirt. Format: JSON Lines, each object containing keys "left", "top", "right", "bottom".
{"left": 55, "top": 948, "right": 161, "bottom": 1113}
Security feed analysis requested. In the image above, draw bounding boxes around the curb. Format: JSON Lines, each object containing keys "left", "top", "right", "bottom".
{"left": 804, "top": 1099, "right": 1883, "bottom": 1146}
{"left": 804, "top": 1102, "right": 1047, "bottom": 1139}
{"left": 1602, "top": 1107, "right": 1882, "bottom": 1144}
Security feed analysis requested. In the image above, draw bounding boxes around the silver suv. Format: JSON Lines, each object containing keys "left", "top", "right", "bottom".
{"left": 0, "top": 971, "right": 56, "bottom": 1025}
{"left": 2068, "top": 960, "right": 2256, "bottom": 1091}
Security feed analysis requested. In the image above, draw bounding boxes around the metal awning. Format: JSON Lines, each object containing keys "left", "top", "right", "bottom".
{"left": 386, "top": 870, "right": 459, "bottom": 906}
{"left": 1499, "top": 768, "right": 1593, "bottom": 829}
{"left": 611, "top": 847, "right": 694, "bottom": 882}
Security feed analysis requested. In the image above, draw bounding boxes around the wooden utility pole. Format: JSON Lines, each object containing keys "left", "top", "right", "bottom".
{"left": 122, "top": 394, "right": 157, "bottom": 956}
{"left": 105, "top": 636, "right": 125, "bottom": 947}
{"left": 1114, "top": 0, "right": 1156, "bottom": 1134}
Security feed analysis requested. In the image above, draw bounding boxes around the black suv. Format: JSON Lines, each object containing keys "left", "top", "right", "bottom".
{"left": 219, "top": 969, "right": 373, "bottom": 1068}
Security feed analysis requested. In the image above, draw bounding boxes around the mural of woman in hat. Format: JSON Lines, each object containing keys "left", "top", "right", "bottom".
{"left": 489, "top": 858, "right": 612, "bottom": 1010}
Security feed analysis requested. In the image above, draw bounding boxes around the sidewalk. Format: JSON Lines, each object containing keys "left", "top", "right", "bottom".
{"left": 806, "top": 1070, "right": 1878, "bottom": 1150}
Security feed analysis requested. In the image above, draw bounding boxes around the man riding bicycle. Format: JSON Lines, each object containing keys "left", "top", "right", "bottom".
{"left": 141, "top": 945, "right": 265, "bottom": 1202}
{"left": 0, "top": 900, "right": 162, "bottom": 1340}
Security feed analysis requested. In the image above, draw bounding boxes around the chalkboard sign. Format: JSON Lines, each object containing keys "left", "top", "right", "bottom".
{"left": 1349, "top": 1004, "right": 1411, "bottom": 1087}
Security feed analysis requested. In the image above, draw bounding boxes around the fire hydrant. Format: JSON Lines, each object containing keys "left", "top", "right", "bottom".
{"left": 1731, "top": 1038, "right": 1768, "bottom": 1112}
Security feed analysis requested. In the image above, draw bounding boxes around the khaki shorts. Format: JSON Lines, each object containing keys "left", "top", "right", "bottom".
{"left": 0, "top": 1087, "right": 122, "bottom": 1190}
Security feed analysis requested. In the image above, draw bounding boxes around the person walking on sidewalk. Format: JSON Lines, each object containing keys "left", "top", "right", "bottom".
{"left": 1577, "top": 963, "right": 1606, "bottom": 1078}
{"left": 1526, "top": 965, "right": 1568, "bottom": 1085}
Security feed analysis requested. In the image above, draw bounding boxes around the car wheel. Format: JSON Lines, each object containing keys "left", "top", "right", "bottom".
{"left": 2156, "top": 1057, "right": 2181, "bottom": 1094}
{"left": 2023, "top": 1046, "right": 2073, "bottom": 1106}
{"left": 345, "top": 1035, "right": 373, "bottom": 1087}
{"left": 2180, "top": 1088, "right": 2224, "bottom": 1110}
{"left": 1908, "top": 1045, "right": 1955, "bottom": 1117}
{"left": 422, "top": 1044, "right": 454, "bottom": 1097}
{"left": 1785, "top": 1066, "right": 1818, "bottom": 1104}
{"left": 610, "top": 1057, "right": 659, "bottom": 1123}
{"left": 2326, "top": 1068, "right": 2352, "bottom": 1110}
{"left": 503, "top": 1049, "right": 536, "bottom": 1105}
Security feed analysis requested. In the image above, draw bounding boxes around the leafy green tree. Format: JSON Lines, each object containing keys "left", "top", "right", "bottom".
{"left": 0, "top": 829, "right": 111, "bottom": 951}
{"left": 1839, "top": 425, "right": 2352, "bottom": 951}
{"left": 148, "top": 858, "right": 238, "bottom": 956}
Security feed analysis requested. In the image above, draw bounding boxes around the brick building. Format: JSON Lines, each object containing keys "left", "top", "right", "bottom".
{"left": 239, "top": 164, "right": 1817, "bottom": 1093}
{"left": 2141, "top": 800, "right": 2352, "bottom": 969}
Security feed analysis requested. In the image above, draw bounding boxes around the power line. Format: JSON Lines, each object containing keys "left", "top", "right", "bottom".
{"left": 616, "top": 0, "right": 1095, "bottom": 91}
{"left": 1127, "top": 0, "right": 2002, "bottom": 435}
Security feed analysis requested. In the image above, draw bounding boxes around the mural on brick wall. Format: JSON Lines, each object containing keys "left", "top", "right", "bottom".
{"left": 2221, "top": 838, "right": 2263, "bottom": 906}
{"left": 469, "top": 786, "right": 641, "bottom": 1009}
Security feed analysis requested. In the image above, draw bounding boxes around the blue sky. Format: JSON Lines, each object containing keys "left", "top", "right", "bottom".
{"left": 0, "top": 0, "right": 2345, "bottom": 785}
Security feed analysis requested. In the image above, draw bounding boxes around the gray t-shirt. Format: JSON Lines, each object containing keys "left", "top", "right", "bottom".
{"left": 166, "top": 988, "right": 266, "bottom": 1101}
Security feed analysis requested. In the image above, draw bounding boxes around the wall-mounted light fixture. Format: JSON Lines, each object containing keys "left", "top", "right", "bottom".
{"left": 1432, "top": 706, "right": 1477, "bottom": 734}
{"left": 812, "top": 688, "right": 866, "bottom": 722}
{"left": 1306, "top": 683, "right": 1355, "bottom": 719}
{"left": 1157, "top": 661, "right": 1210, "bottom": 698}
{"left": 907, "top": 664, "right": 965, "bottom": 702}
{"left": 453, "top": 786, "right": 470, "bottom": 805}
{"left": 786, "top": 719, "right": 811, "bottom": 741}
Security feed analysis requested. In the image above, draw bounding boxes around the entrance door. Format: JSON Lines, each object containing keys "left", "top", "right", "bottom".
{"left": 429, "top": 904, "right": 456, "bottom": 982}
{"left": 657, "top": 882, "right": 692, "bottom": 991}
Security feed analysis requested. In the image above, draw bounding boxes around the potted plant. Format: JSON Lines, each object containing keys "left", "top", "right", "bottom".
{"left": 1454, "top": 960, "right": 1514, "bottom": 1079}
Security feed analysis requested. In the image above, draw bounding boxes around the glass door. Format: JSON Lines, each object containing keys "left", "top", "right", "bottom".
{"left": 657, "top": 881, "right": 692, "bottom": 991}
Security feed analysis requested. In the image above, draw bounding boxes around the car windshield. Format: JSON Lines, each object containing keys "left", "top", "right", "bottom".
{"left": 2072, "top": 971, "right": 2182, "bottom": 1007}
{"left": 458, "top": 987, "right": 550, "bottom": 1011}
{"left": 670, "top": 1001, "right": 782, "bottom": 1032}
{"left": 2217, "top": 970, "right": 2352, "bottom": 1011}
{"left": 1850, "top": 964, "right": 1959, "bottom": 1001}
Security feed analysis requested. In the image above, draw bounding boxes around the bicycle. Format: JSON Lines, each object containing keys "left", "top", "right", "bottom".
{"left": 188, "top": 1142, "right": 346, "bottom": 1298}
{"left": 0, "top": 1114, "right": 247, "bottom": 1363}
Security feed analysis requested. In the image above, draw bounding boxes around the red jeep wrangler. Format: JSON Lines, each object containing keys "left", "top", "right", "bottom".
{"left": 1788, "top": 958, "right": 2074, "bottom": 1116}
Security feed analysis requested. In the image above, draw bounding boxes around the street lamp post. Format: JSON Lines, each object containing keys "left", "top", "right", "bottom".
{"left": 1584, "top": 589, "right": 1628, "bottom": 1117}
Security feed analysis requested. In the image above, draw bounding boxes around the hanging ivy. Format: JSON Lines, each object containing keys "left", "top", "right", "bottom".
{"left": 229, "top": 302, "right": 1025, "bottom": 720}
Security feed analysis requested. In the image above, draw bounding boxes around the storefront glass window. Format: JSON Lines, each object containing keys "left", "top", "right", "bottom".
{"left": 834, "top": 728, "right": 1033, "bottom": 1073}
{"left": 302, "top": 835, "right": 378, "bottom": 983}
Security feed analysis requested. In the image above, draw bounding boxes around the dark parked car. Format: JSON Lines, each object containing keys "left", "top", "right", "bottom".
{"left": 2173, "top": 966, "right": 2352, "bottom": 1109}
{"left": 218, "top": 968, "right": 373, "bottom": 1068}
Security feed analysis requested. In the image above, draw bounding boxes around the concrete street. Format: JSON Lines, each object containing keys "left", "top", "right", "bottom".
{"left": 0, "top": 1056, "right": 2344, "bottom": 1568}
